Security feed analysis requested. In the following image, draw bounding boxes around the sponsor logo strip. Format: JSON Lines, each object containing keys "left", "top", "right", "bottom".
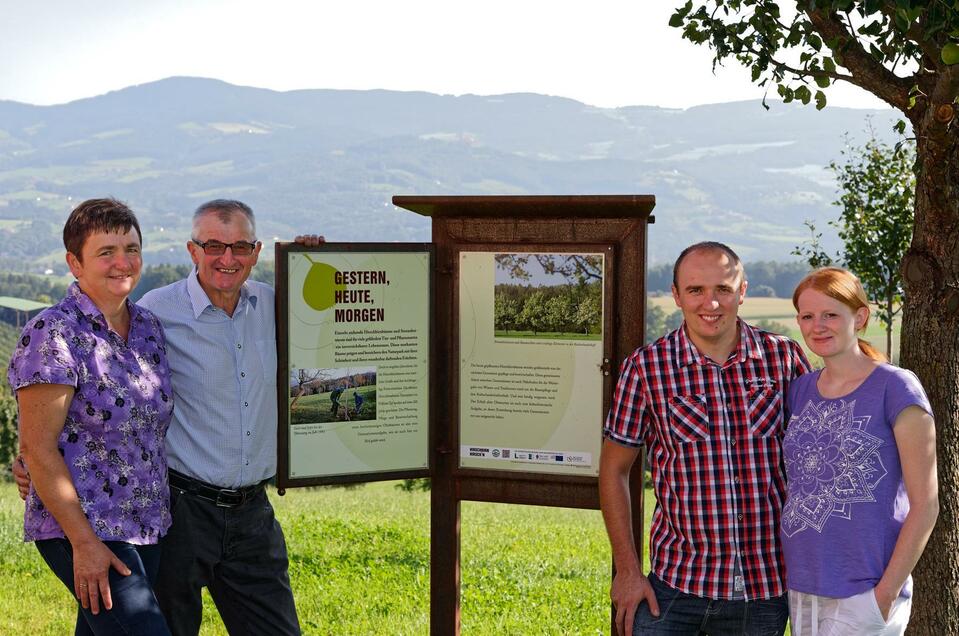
{"left": 460, "top": 446, "right": 591, "bottom": 466}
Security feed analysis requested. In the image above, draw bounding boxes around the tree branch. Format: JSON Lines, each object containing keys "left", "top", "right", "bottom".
{"left": 877, "top": 3, "right": 941, "bottom": 64}
{"left": 733, "top": 40, "right": 854, "bottom": 86}
{"left": 771, "top": 58, "right": 854, "bottom": 83}
{"left": 805, "top": 8, "right": 915, "bottom": 111}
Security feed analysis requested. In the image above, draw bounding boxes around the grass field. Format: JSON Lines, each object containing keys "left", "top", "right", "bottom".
{"left": 290, "top": 386, "right": 377, "bottom": 425}
{"left": 648, "top": 295, "right": 902, "bottom": 363}
{"left": 1, "top": 481, "right": 659, "bottom": 635}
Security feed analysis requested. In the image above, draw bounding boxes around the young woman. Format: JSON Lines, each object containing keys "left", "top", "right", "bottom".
{"left": 782, "top": 267, "right": 938, "bottom": 635}
{"left": 10, "top": 198, "right": 173, "bottom": 635}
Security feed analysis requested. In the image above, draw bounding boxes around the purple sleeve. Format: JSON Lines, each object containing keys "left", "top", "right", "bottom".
{"left": 786, "top": 372, "right": 806, "bottom": 420}
{"left": 7, "top": 313, "right": 79, "bottom": 391}
{"left": 885, "top": 367, "right": 933, "bottom": 426}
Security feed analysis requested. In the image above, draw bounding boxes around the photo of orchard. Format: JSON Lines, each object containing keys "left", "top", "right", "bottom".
{"left": 493, "top": 253, "right": 603, "bottom": 341}
{"left": 289, "top": 366, "right": 377, "bottom": 425}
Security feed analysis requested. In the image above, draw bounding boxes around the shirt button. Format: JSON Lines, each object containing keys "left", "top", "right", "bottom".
{"left": 245, "top": 460, "right": 249, "bottom": 466}
{"left": 731, "top": 439, "right": 737, "bottom": 446}
{"left": 738, "top": 513, "right": 744, "bottom": 521}
{"left": 244, "top": 401, "right": 249, "bottom": 407}
{"left": 246, "top": 431, "right": 251, "bottom": 436}
{"left": 237, "top": 343, "right": 242, "bottom": 349}
{"left": 241, "top": 372, "right": 246, "bottom": 377}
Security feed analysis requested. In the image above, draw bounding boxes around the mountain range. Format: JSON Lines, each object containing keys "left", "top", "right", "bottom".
{"left": 0, "top": 77, "right": 902, "bottom": 271}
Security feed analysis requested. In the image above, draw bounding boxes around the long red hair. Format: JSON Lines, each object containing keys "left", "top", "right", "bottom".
{"left": 792, "top": 267, "right": 886, "bottom": 362}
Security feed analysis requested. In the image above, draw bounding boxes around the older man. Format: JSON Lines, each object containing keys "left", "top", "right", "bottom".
{"left": 133, "top": 199, "right": 301, "bottom": 635}
{"left": 600, "top": 242, "right": 811, "bottom": 636}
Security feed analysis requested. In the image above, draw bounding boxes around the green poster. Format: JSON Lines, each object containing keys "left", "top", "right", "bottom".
{"left": 459, "top": 251, "right": 604, "bottom": 476}
{"left": 286, "top": 250, "right": 430, "bottom": 478}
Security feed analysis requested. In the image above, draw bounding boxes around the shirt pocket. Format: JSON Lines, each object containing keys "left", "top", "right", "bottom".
{"left": 254, "top": 338, "right": 278, "bottom": 386}
{"left": 667, "top": 394, "right": 710, "bottom": 443}
{"left": 747, "top": 388, "right": 783, "bottom": 438}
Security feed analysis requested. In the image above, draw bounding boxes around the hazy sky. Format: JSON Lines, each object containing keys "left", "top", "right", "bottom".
{"left": 1, "top": 0, "right": 887, "bottom": 109}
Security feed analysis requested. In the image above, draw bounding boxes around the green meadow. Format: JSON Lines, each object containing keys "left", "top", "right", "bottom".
{"left": 2, "top": 481, "right": 659, "bottom": 635}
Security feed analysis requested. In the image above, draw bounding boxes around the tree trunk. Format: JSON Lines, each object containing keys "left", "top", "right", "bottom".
{"left": 886, "top": 289, "right": 894, "bottom": 362}
{"left": 899, "top": 105, "right": 959, "bottom": 634}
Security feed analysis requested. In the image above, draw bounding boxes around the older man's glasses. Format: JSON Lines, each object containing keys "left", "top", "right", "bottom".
{"left": 191, "top": 239, "right": 259, "bottom": 256}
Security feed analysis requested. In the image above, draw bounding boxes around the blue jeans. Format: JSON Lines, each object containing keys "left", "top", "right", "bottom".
{"left": 632, "top": 574, "right": 788, "bottom": 635}
{"left": 35, "top": 538, "right": 169, "bottom": 636}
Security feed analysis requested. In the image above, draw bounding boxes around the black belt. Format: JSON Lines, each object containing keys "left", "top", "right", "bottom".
{"left": 169, "top": 469, "right": 266, "bottom": 508}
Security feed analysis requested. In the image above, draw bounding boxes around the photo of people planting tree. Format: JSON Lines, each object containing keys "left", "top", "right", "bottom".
{"left": 493, "top": 253, "right": 603, "bottom": 341}
{"left": 289, "top": 366, "right": 377, "bottom": 425}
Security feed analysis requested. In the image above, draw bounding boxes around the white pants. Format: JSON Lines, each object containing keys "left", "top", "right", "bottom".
{"left": 789, "top": 588, "right": 911, "bottom": 636}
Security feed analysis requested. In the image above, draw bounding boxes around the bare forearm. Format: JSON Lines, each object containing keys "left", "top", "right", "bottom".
{"left": 599, "top": 444, "right": 643, "bottom": 575}
{"left": 601, "top": 484, "right": 641, "bottom": 571}
{"left": 878, "top": 406, "right": 939, "bottom": 606}
{"left": 875, "top": 500, "right": 939, "bottom": 603}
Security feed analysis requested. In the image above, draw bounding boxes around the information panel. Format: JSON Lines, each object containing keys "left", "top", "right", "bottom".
{"left": 458, "top": 251, "right": 605, "bottom": 476}
{"left": 283, "top": 247, "right": 431, "bottom": 480}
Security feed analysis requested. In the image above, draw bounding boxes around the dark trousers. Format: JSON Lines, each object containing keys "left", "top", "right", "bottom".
{"left": 632, "top": 574, "right": 788, "bottom": 636}
{"left": 35, "top": 539, "right": 169, "bottom": 636}
{"left": 156, "top": 485, "right": 300, "bottom": 636}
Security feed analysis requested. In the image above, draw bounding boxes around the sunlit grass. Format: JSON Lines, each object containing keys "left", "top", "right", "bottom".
{"left": 2, "top": 481, "right": 659, "bottom": 635}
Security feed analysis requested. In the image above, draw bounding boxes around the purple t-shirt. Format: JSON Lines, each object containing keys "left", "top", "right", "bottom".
{"left": 781, "top": 363, "right": 931, "bottom": 598}
{"left": 8, "top": 283, "right": 174, "bottom": 544}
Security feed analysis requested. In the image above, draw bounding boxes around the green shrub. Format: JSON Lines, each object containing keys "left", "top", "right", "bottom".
{"left": 0, "top": 388, "right": 17, "bottom": 481}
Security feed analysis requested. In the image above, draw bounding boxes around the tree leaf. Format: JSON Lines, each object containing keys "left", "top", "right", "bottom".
{"left": 942, "top": 42, "right": 959, "bottom": 65}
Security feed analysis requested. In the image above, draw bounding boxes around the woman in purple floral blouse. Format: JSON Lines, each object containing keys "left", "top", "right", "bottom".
{"left": 9, "top": 199, "right": 173, "bottom": 635}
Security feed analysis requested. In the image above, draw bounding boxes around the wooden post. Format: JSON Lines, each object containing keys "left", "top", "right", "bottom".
{"left": 394, "top": 195, "right": 655, "bottom": 636}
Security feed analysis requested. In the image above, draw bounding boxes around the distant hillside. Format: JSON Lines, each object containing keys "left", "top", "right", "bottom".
{"left": 0, "top": 77, "right": 902, "bottom": 269}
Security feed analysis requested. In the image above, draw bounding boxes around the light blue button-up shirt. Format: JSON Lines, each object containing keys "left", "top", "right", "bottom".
{"left": 139, "top": 270, "right": 278, "bottom": 488}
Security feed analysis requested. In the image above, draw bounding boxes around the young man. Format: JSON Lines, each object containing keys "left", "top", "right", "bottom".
{"left": 599, "top": 242, "right": 811, "bottom": 636}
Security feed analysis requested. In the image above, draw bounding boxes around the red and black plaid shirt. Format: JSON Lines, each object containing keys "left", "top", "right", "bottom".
{"left": 605, "top": 320, "right": 810, "bottom": 600}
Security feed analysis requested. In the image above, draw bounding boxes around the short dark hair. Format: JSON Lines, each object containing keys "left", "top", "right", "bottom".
{"left": 63, "top": 198, "right": 141, "bottom": 261}
{"left": 192, "top": 199, "right": 256, "bottom": 234}
{"left": 672, "top": 241, "right": 744, "bottom": 288}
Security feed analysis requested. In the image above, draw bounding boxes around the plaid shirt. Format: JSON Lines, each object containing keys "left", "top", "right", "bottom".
{"left": 605, "top": 320, "right": 810, "bottom": 601}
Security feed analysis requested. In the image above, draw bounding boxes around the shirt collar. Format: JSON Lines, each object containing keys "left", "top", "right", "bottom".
{"left": 185, "top": 267, "right": 258, "bottom": 319}
{"left": 67, "top": 281, "right": 142, "bottom": 324}
{"left": 673, "top": 319, "right": 763, "bottom": 368}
